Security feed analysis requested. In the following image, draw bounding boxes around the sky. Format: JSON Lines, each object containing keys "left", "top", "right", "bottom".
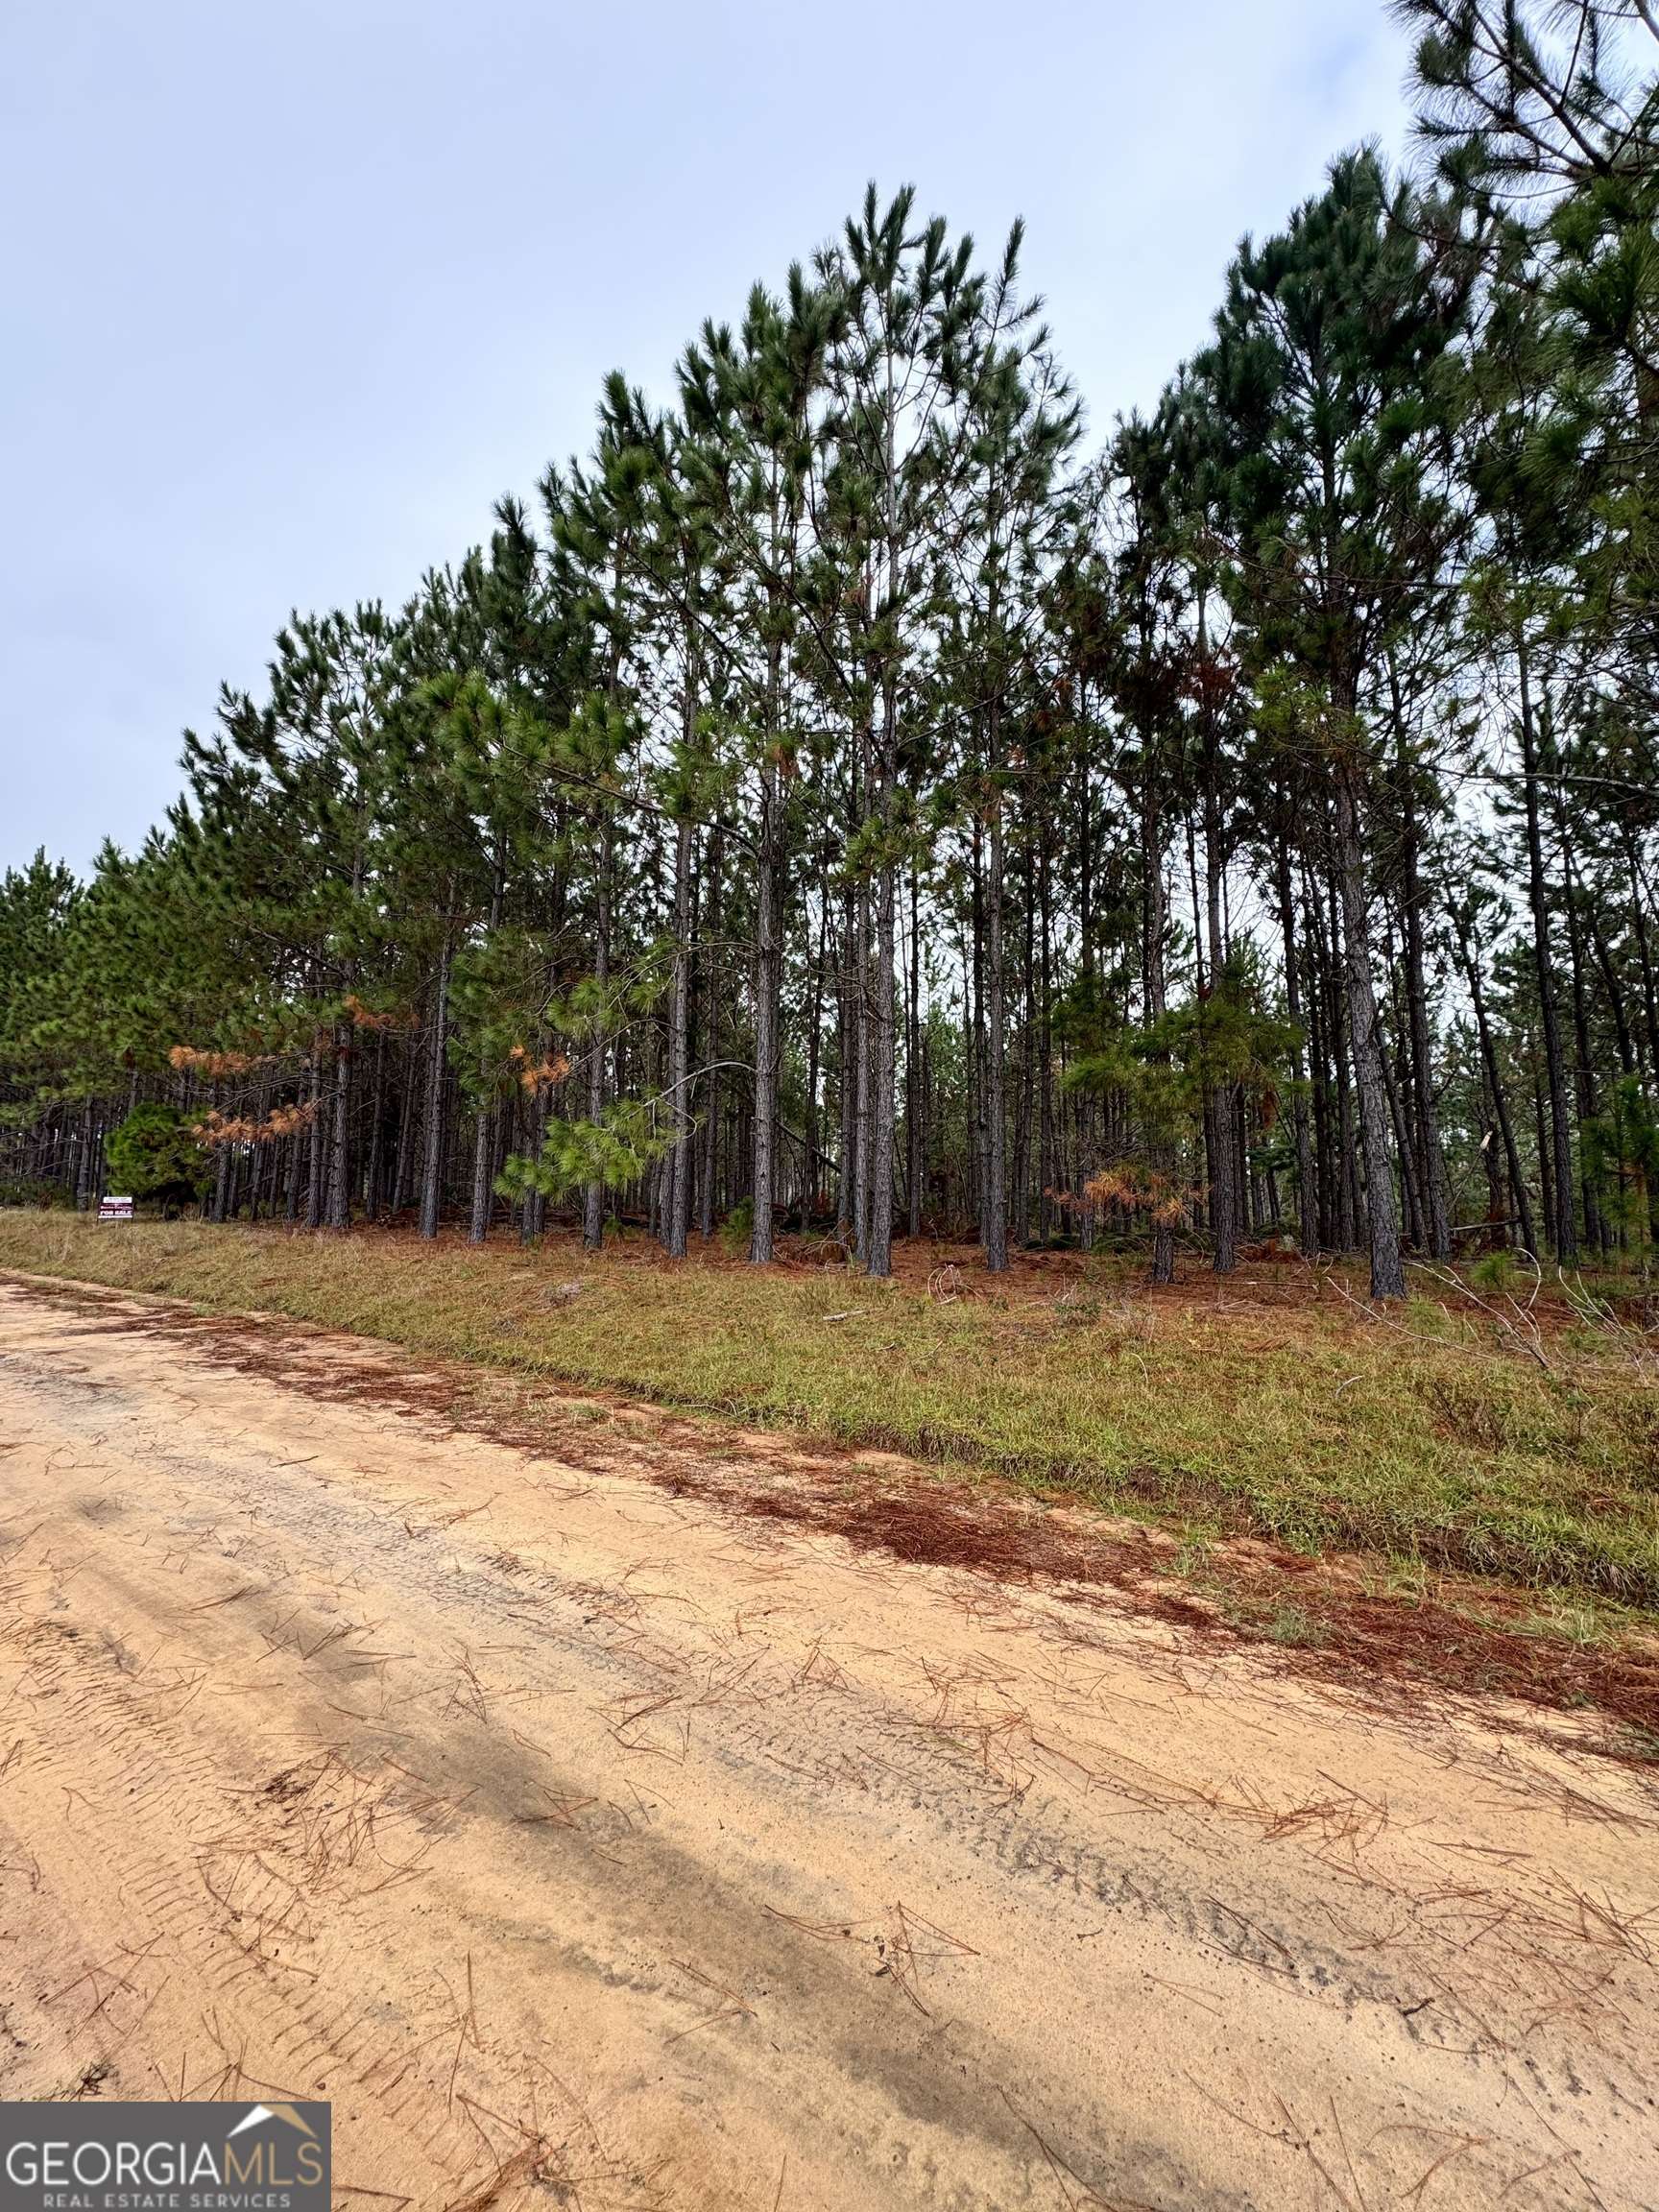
{"left": 1, "top": 0, "right": 1418, "bottom": 878}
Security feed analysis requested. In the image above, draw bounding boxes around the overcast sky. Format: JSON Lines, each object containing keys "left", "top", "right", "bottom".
{"left": 2, "top": 0, "right": 1418, "bottom": 877}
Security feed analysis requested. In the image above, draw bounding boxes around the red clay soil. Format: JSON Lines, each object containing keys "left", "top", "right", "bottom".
{"left": 19, "top": 1270, "right": 1659, "bottom": 1756}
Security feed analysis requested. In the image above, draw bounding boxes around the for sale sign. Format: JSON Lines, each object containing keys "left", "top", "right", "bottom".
{"left": 97, "top": 1195, "right": 133, "bottom": 1221}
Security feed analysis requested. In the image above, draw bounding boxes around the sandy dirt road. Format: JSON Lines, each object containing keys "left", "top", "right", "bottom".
{"left": 0, "top": 1275, "right": 1655, "bottom": 2211}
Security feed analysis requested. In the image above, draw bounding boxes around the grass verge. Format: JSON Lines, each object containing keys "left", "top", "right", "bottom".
{"left": 3, "top": 1211, "right": 1657, "bottom": 1630}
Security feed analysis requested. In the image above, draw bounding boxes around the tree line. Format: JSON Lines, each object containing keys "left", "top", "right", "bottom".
{"left": 3, "top": 2, "right": 1655, "bottom": 1298}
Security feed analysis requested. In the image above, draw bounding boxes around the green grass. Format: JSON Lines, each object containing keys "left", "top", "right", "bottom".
{"left": 4, "top": 1209, "right": 1658, "bottom": 1620}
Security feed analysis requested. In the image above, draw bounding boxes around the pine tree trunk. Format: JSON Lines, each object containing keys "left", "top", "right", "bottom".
{"left": 1380, "top": 1037, "right": 1423, "bottom": 1255}
{"left": 74, "top": 1103, "right": 94, "bottom": 1213}
{"left": 1142, "top": 771, "right": 1174, "bottom": 1286}
{"left": 365, "top": 1027, "right": 386, "bottom": 1223}
{"left": 905, "top": 861, "right": 923, "bottom": 1240}
{"left": 304, "top": 1052, "right": 325, "bottom": 1231}
{"left": 468, "top": 1105, "right": 494, "bottom": 1244}
{"left": 750, "top": 746, "right": 781, "bottom": 1264}
{"left": 982, "top": 722, "right": 1008, "bottom": 1271}
{"left": 1516, "top": 637, "right": 1576, "bottom": 1260}
{"left": 1275, "top": 833, "right": 1316, "bottom": 1249}
{"left": 1620, "top": 825, "right": 1659, "bottom": 1081}
{"left": 1399, "top": 813, "right": 1451, "bottom": 1260}
{"left": 1015, "top": 845, "right": 1035, "bottom": 1248}
{"left": 1560, "top": 854, "right": 1604, "bottom": 1253}
{"left": 392, "top": 1044, "right": 416, "bottom": 1219}
{"left": 805, "top": 885, "right": 827, "bottom": 1229}
{"left": 584, "top": 819, "right": 612, "bottom": 1252}
{"left": 1334, "top": 760, "right": 1406, "bottom": 1299}
{"left": 326, "top": 1018, "right": 352, "bottom": 1231}
{"left": 837, "top": 888, "right": 858, "bottom": 1239}
{"left": 1385, "top": 655, "right": 1451, "bottom": 1259}
{"left": 1534, "top": 1070, "right": 1555, "bottom": 1258}
{"left": 1038, "top": 825, "right": 1056, "bottom": 1249}
{"left": 419, "top": 941, "right": 450, "bottom": 1241}
{"left": 1200, "top": 709, "right": 1238, "bottom": 1274}
{"left": 665, "top": 810, "right": 693, "bottom": 1259}
{"left": 868, "top": 817, "right": 897, "bottom": 1276}
{"left": 854, "top": 876, "right": 873, "bottom": 1266}
{"left": 700, "top": 826, "right": 724, "bottom": 1240}
{"left": 1306, "top": 864, "right": 1336, "bottom": 1249}
{"left": 1586, "top": 891, "right": 1639, "bottom": 1078}
{"left": 1481, "top": 1090, "right": 1508, "bottom": 1240}
{"left": 522, "top": 1063, "right": 547, "bottom": 1245}
{"left": 1459, "top": 926, "right": 1537, "bottom": 1259}
{"left": 1325, "top": 869, "right": 1359, "bottom": 1254}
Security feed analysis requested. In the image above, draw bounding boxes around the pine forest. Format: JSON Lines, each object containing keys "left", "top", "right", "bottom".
{"left": 5, "top": 1, "right": 1657, "bottom": 1308}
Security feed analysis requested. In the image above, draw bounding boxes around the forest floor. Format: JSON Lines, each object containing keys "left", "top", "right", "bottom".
{"left": 1, "top": 1265, "right": 1656, "bottom": 2209}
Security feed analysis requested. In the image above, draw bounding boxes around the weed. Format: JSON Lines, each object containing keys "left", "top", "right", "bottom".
{"left": 1053, "top": 1287, "right": 1101, "bottom": 1331}
{"left": 1420, "top": 1370, "right": 1517, "bottom": 1451}
{"left": 1265, "top": 1604, "right": 1329, "bottom": 1649}
{"left": 1470, "top": 1250, "right": 1516, "bottom": 1294}
{"left": 1173, "top": 1532, "right": 1215, "bottom": 1577}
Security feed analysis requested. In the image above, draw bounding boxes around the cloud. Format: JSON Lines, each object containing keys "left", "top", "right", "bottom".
{"left": 0, "top": 0, "right": 1414, "bottom": 875}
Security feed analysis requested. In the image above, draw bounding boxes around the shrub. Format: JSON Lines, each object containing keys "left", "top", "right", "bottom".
{"left": 105, "top": 1105, "right": 209, "bottom": 1216}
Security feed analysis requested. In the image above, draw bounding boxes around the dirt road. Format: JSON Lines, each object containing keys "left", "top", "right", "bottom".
{"left": 0, "top": 1274, "right": 1655, "bottom": 2210}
